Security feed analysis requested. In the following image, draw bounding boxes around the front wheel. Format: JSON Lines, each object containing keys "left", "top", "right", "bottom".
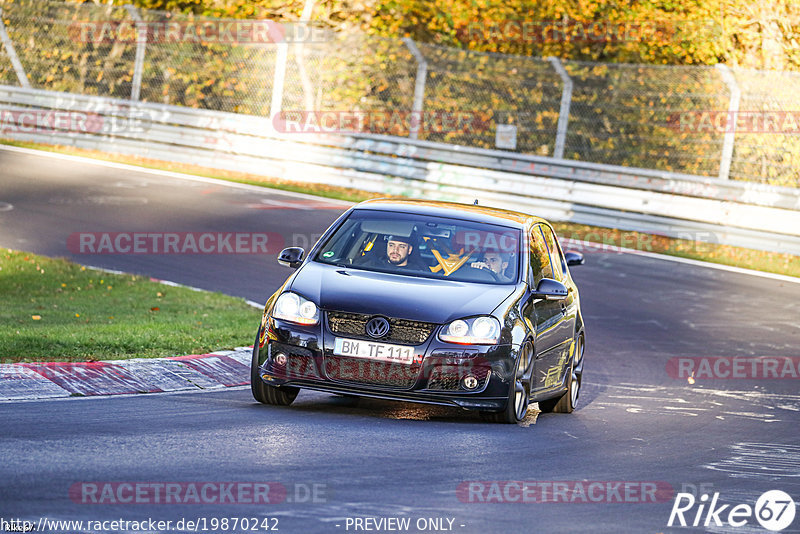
{"left": 538, "top": 335, "right": 583, "bottom": 414}
{"left": 481, "top": 343, "right": 532, "bottom": 424}
{"left": 251, "top": 330, "right": 299, "bottom": 406}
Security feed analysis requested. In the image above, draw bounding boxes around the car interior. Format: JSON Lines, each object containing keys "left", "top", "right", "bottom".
{"left": 318, "top": 218, "right": 518, "bottom": 283}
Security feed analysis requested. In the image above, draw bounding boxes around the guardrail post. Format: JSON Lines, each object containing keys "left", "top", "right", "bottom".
{"left": 547, "top": 57, "right": 572, "bottom": 160}
{"left": 0, "top": 7, "right": 31, "bottom": 89}
{"left": 715, "top": 64, "right": 740, "bottom": 181}
{"left": 124, "top": 5, "right": 146, "bottom": 101}
{"left": 403, "top": 37, "right": 427, "bottom": 140}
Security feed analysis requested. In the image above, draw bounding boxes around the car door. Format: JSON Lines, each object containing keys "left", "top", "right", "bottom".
{"left": 531, "top": 224, "right": 575, "bottom": 393}
{"left": 544, "top": 224, "right": 579, "bottom": 334}
{"left": 523, "top": 224, "right": 563, "bottom": 393}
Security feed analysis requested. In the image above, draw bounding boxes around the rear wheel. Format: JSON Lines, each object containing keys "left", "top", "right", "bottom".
{"left": 251, "top": 330, "right": 299, "bottom": 406}
{"left": 538, "top": 335, "right": 583, "bottom": 414}
{"left": 481, "top": 342, "right": 533, "bottom": 424}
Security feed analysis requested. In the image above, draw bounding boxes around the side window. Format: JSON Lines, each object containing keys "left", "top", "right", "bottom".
{"left": 529, "top": 225, "right": 553, "bottom": 284}
{"left": 540, "top": 225, "right": 566, "bottom": 281}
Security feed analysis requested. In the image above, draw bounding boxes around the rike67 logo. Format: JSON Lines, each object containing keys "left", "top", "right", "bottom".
{"left": 668, "top": 490, "right": 796, "bottom": 531}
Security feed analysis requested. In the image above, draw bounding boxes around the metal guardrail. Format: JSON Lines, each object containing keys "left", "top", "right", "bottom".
{"left": 1, "top": 84, "right": 799, "bottom": 255}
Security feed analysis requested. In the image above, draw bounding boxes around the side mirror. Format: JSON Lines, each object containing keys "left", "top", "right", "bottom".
{"left": 533, "top": 278, "right": 568, "bottom": 301}
{"left": 564, "top": 251, "right": 585, "bottom": 266}
{"left": 278, "top": 247, "right": 305, "bottom": 269}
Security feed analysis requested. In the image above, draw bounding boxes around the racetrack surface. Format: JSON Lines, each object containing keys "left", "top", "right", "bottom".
{"left": 1, "top": 147, "right": 799, "bottom": 534}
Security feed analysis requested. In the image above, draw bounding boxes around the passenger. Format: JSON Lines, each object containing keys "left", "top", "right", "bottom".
{"left": 470, "top": 251, "right": 512, "bottom": 281}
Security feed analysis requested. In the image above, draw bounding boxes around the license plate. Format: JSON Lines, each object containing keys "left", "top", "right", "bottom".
{"left": 333, "top": 338, "right": 415, "bottom": 364}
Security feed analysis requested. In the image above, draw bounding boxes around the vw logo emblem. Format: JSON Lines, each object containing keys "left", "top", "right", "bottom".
{"left": 365, "top": 317, "right": 390, "bottom": 339}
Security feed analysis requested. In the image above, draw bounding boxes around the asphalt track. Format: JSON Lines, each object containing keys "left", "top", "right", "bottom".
{"left": 1, "top": 146, "right": 799, "bottom": 534}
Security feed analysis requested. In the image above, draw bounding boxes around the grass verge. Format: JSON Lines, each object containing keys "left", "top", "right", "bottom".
{"left": 0, "top": 249, "right": 261, "bottom": 363}
{"left": 1, "top": 138, "right": 797, "bottom": 279}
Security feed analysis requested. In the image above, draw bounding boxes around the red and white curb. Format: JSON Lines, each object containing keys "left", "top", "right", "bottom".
{"left": 0, "top": 347, "right": 253, "bottom": 402}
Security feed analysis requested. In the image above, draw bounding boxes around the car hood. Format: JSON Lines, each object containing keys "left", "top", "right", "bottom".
{"left": 289, "top": 261, "right": 517, "bottom": 324}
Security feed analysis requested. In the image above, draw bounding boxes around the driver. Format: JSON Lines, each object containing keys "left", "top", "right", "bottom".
{"left": 363, "top": 234, "right": 425, "bottom": 270}
{"left": 387, "top": 235, "right": 414, "bottom": 266}
{"left": 470, "top": 250, "right": 512, "bottom": 281}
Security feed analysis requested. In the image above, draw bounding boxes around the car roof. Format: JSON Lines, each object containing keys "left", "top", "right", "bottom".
{"left": 352, "top": 199, "right": 548, "bottom": 228}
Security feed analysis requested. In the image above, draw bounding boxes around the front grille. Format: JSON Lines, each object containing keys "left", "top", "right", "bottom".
{"left": 327, "top": 311, "right": 436, "bottom": 345}
{"left": 324, "top": 356, "right": 421, "bottom": 389}
{"left": 426, "top": 364, "right": 491, "bottom": 391}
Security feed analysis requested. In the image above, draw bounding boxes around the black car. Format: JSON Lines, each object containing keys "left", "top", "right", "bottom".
{"left": 251, "top": 199, "right": 585, "bottom": 423}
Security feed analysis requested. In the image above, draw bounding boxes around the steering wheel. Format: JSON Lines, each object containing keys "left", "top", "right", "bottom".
{"left": 485, "top": 268, "right": 501, "bottom": 282}
{"left": 471, "top": 264, "right": 500, "bottom": 282}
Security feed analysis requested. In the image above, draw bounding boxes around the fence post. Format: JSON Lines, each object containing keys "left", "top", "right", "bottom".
{"left": 293, "top": 0, "right": 316, "bottom": 111}
{"left": 547, "top": 57, "right": 572, "bottom": 160}
{"left": 124, "top": 4, "right": 146, "bottom": 101}
{"left": 273, "top": 1, "right": 317, "bottom": 121}
{"left": 0, "top": 7, "right": 31, "bottom": 89}
{"left": 270, "top": 42, "right": 289, "bottom": 124}
{"left": 403, "top": 37, "right": 427, "bottom": 140}
{"left": 715, "top": 64, "right": 739, "bottom": 181}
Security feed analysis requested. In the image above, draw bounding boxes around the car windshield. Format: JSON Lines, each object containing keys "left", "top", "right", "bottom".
{"left": 313, "top": 210, "right": 521, "bottom": 284}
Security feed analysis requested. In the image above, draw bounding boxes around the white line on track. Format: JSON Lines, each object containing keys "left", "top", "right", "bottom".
{"left": 0, "top": 144, "right": 353, "bottom": 206}
{"left": 598, "top": 245, "right": 800, "bottom": 285}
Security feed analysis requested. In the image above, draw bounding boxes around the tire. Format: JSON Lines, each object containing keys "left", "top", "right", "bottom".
{"left": 481, "top": 342, "right": 533, "bottom": 424}
{"left": 251, "top": 330, "right": 299, "bottom": 406}
{"left": 538, "top": 335, "right": 583, "bottom": 414}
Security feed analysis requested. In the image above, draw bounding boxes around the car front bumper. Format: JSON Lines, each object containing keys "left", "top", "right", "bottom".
{"left": 256, "top": 317, "right": 519, "bottom": 411}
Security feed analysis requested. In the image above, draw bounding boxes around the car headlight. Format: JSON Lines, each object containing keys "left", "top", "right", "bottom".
{"left": 272, "top": 292, "right": 319, "bottom": 325}
{"left": 439, "top": 316, "right": 501, "bottom": 345}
